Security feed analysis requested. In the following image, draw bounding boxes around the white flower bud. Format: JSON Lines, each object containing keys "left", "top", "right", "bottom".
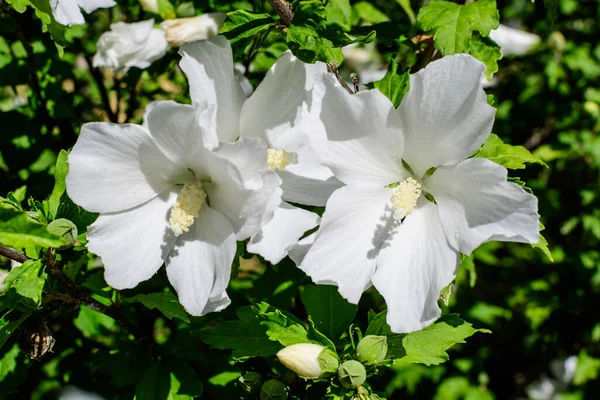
{"left": 276, "top": 343, "right": 339, "bottom": 379}
{"left": 160, "top": 13, "right": 225, "bottom": 47}
{"left": 138, "top": 0, "right": 159, "bottom": 14}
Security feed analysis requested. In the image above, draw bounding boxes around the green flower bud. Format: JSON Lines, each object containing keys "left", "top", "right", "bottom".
{"left": 47, "top": 218, "right": 78, "bottom": 248}
{"left": 238, "top": 371, "right": 262, "bottom": 394}
{"left": 260, "top": 379, "right": 288, "bottom": 400}
{"left": 277, "top": 343, "right": 339, "bottom": 379}
{"left": 356, "top": 335, "right": 388, "bottom": 365}
{"left": 338, "top": 360, "right": 366, "bottom": 389}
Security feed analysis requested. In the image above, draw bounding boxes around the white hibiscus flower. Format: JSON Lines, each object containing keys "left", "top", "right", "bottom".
{"left": 160, "top": 13, "right": 226, "bottom": 47}
{"left": 300, "top": 54, "right": 540, "bottom": 333}
{"left": 490, "top": 24, "right": 541, "bottom": 57}
{"left": 50, "top": 0, "right": 115, "bottom": 26}
{"left": 66, "top": 103, "right": 282, "bottom": 315}
{"left": 177, "top": 37, "right": 341, "bottom": 263}
{"left": 93, "top": 19, "right": 168, "bottom": 73}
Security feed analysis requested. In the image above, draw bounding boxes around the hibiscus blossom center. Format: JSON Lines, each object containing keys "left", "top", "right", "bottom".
{"left": 267, "top": 149, "right": 297, "bottom": 170}
{"left": 391, "top": 177, "right": 422, "bottom": 220}
{"left": 169, "top": 181, "right": 207, "bottom": 236}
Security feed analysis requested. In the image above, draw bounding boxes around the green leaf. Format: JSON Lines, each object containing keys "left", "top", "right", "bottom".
{"left": 326, "top": 0, "right": 352, "bottom": 30}
{"left": 390, "top": 314, "right": 490, "bottom": 366}
{"left": 220, "top": 10, "right": 274, "bottom": 58}
{"left": 0, "top": 311, "right": 29, "bottom": 349}
{"left": 307, "top": 316, "right": 336, "bottom": 351}
{"left": 373, "top": 60, "right": 410, "bottom": 108}
{"left": 0, "top": 206, "right": 67, "bottom": 251}
{"left": 460, "top": 254, "right": 477, "bottom": 288}
{"left": 157, "top": 0, "right": 176, "bottom": 20}
{"left": 470, "top": 36, "right": 501, "bottom": 81}
{"left": 533, "top": 223, "right": 553, "bottom": 262}
{"left": 124, "top": 292, "right": 190, "bottom": 323}
{"left": 260, "top": 309, "right": 310, "bottom": 346}
{"left": 1, "top": 260, "right": 47, "bottom": 308}
{"left": 300, "top": 285, "right": 357, "bottom": 340}
{"left": 0, "top": 343, "right": 20, "bottom": 381}
{"left": 164, "top": 358, "right": 204, "bottom": 399}
{"left": 574, "top": 350, "right": 600, "bottom": 385}
{"left": 46, "top": 150, "right": 68, "bottom": 220}
{"left": 396, "top": 0, "right": 416, "bottom": 24}
{"left": 475, "top": 134, "right": 547, "bottom": 169}
{"left": 417, "top": 0, "right": 499, "bottom": 54}
{"left": 365, "top": 310, "right": 393, "bottom": 336}
{"left": 196, "top": 306, "right": 283, "bottom": 362}
{"left": 73, "top": 305, "right": 118, "bottom": 341}
{"left": 135, "top": 362, "right": 171, "bottom": 400}
{"left": 353, "top": 2, "right": 389, "bottom": 24}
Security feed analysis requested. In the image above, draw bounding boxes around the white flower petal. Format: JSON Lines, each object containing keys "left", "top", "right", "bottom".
{"left": 67, "top": 122, "right": 188, "bottom": 213}
{"left": 372, "top": 200, "right": 459, "bottom": 333}
{"left": 247, "top": 202, "right": 320, "bottom": 264}
{"left": 77, "top": 0, "right": 116, "bottom": 14}
{"left": 398, "top": 54, "right": 496, "bottom": 177}
{"left": 88, "top": 190, "right": 178, "bottom": 289}
{"left": 489, "top": 24, "right": 540, "bottom": 56}
{"left": 310, "top": 75, "right": 406, "bottom": 187}
{"left": 50, "top": 0, "right": 85, "bottom": 26}
{"left": 205, "top": 137, "right": 283, "bottom": 240}
{"left": 300, "top": 185, "right": 393, "bottom": 304}
{"left": 179, "top": 36, "right": 246, "bottom": 141}
{"left": 145, "top": 100, "right": 218, "bottom": 170}
{"left": 160, "top": 13, "right": 225, "bottom": 47}
{"left": 166, "top": 205, "right": 236, "bottom": 316}
{"left": 425, "top": 158, "right": 540, "bottom": 255}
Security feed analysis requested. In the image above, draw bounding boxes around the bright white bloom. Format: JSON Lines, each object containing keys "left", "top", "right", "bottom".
{"left": 490, "top": 24, "right": 541, "bottom": 56}
{"left": 50, "top": 0, "right": 115, "bottom": 26}
{"left": 160, "top": 13, "right": 225, "bottom": 47}
{"left": 177, "top": 37, "right": 341, "bottom": 263}
{"left": 59, "top": 386, "right": 105, "bottom": 400}
{"left": 93, "top": 19, "right": 168, "bottom": 72}
{"left": 66, "top": 104, "right": 282, "bottom": 314}
{"left": 301, "top": 54, "right": 540, "bottom": 333}
{"left": 526, "top": 356, "right": 578, "bottom": 400}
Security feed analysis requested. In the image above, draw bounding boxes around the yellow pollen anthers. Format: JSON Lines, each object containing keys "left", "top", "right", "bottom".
{"left": 169, "top": 182, "right": 207, "bottom": 236}
{"left": 391, "top": 177, "right": 422, "bottom": 220}
{"left": 267, "top": 149, "right": 296, "bottom": 170}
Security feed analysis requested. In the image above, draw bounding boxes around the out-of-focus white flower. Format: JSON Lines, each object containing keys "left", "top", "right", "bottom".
{"left": 490, "top": 24, "right": 541, "bottom": 56}
{"left": 59, "top": 386, "right": 105, "bottom": 400}
{"left": 138, "top": 0, "right": 159, "bottom": 14}
{"left": 93, "top": 19, "right": 168, "bottom": 72}
{"left": 342, "top": 43, "right": 386, "bottom": 86}
{"left": 526, "top": 356, "right": 578, "bottom": 400}
{"left": 160, "top": 13, "right": 225, "bottom": 47}
{"left": 50, "top": 0, "right": 115, "bottom": 26}
{"left": 178, "top": 37, "right": 340, "bottom": 264}
{"left": 0, "top": 269, "right": 8, "bottom": 292}
{"left": 276, "top": 343, "right": 339, "bottom": 379}
{"left": 301, "top": 55, "right": 540, "bottom": 333}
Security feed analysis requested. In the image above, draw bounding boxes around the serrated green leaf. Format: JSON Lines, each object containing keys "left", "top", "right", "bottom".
{"left": 300, "top": 285, "right": 357, "bottom": 341}
{"left": 373, "top": 59, "right": 410, "bottom": 108}
{"left": 533, "top": 223, "right": 553, "bottom": 262}
{"left": 1, "top": 260, "right": 46, "bottom": 307}
{"left": 390, "top": 314, "right": 490, "bottom": 366}
{"left": 164, "top": 358, "right": 203, "bottom": 398}
{"left": 46, "top": 150, "right": 68, "bottom": 220}
{"left": 417, "top": 0, "right": 499, "bottom": 54}
{"left": 135, "top": 362, "right": 171, "bottom": 400}
{"left": 260, "top": 310, "right": 309, "bottom": 346}
{"left": 470, "top": 35, "right": 501, "bottom": 80}
{"left": 0, "top": 343, "right": 20, "bottom": 381}
{"left": 475, "top": 134, "right": 547, "bottom": 169}
{"left": 196, "top": 306, "right": 283, "bottom": 362}
{"left": 0, "top": 206, "right": 67, "bottom": 251}
{"left": 326, "top": 0, "right": 352, "bottom": 30}
{"left": 0, "top": 311, "right": 29, "bottom": 349}
{"left": 220, "top": 10, "right": 273, "bottom": 58}
{"left": 7, "top": 0, "right": 67, "bottom": 55}
{"left": 124, "top": 292, "right": 190, "bottom": 323}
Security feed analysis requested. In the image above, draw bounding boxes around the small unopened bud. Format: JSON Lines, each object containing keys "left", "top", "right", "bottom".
{"left": 338, "top": 360, "right": 366, "bottom": 389}
{"left": 160, "top": 13, "right": 225, "bottom": 47}
{"left": 138, "top": 0, "right": 159, "bottom": 14}
{"left": 356, "top": 335, "right": 388, "bottom": 365}
{"left": 238, "top": 372, "right": 262, "bottom": 394}
{"left": 47, "top": 218, "right": 78, "bottom": 248}
{"left": 276, "top": 343, "right": 339, "bottom": 379}
{"left": 260, "top": 379, "right": 287, "bottom": 400}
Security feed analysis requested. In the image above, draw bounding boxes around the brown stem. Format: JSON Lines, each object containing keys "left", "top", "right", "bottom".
{"left": 1, "top": 246, "right": 156, "bottom": 355}
{"left": 523, "top": 119, "right": 555, "bottom": 150}
{"left": 84, "top": 54, "right": 118, "bottom": 123}
{"left": 267, "top": 0, "right": 293, "bottom": 26}
{"left": 327, "top": 61, "right": 355, "bottom": 95}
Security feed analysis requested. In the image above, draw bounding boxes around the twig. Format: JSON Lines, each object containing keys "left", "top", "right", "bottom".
{"left": 327, "top": 61, "right": 355, "bottom": 95}
{"left": 267, "top": 0, "right": 293, "bottom": 26}
{"left": 523, "top": 119, "right": 555, "bottom": 150}
{"left": 84, "top": 54, "right": 118, "bottom": 123}
{"left": 0, "top": 246, "right": 156, "bottom": 355}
